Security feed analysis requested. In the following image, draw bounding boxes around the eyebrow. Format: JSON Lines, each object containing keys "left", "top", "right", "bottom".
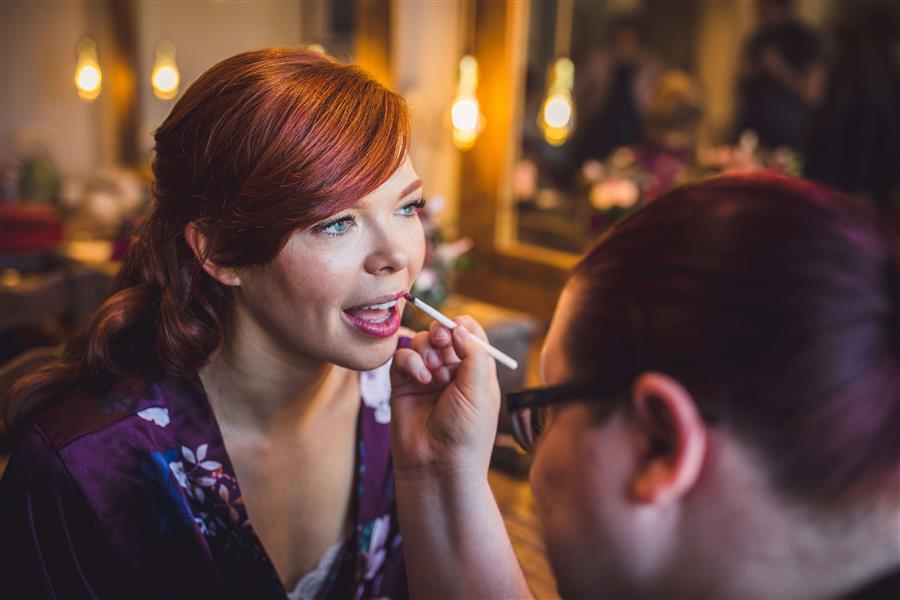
{"left": 398, "top": 179, "right": 423, "bottom": 200}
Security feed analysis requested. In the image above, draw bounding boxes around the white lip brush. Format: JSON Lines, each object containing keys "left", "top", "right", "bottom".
{"left": 403, "top": 293, "right": 519, "bottom": 370}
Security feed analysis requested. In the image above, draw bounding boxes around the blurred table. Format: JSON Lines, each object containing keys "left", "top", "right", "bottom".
{"left": 488, "top": 469, "right": 559, "bottom": 598}
{"left": 0, "top": 261, "right": 115, "bottom": 331}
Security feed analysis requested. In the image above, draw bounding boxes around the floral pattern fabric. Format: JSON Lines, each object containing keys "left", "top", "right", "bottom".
{"left": 0, "top": 360, "right": 407, "bottom": 599}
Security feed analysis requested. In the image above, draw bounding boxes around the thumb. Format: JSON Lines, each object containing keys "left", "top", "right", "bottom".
{"left": 449, "top": 316, "right": 489, "bottom": 361}
{"left": 449, "top": 318, "right": 497, "bottom": 402}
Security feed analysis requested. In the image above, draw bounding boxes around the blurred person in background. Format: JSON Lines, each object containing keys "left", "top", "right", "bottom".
{"left": 806, "top": 0, "right": 900, "bottom": 225}
{"left": 632, "top": 70, "right": 705, "bottom": 201}
{"left": 735, "top": 0, "right": 825, "bottom": 152}
{"left": 574, "top": 13, "right": 664, "bottom": 164}
{"left": 0, "top": 48, "right": 529, "bottom": 599}
{"left": 398, "top": 174, "right": 900, "bottom": 599}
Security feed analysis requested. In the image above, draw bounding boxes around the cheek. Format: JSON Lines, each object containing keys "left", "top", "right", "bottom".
{"left": 271, "top": 252, "right": 348, "bottom": 312}
{"left": 240, "top": 239, "right": 358, "bottom": 333}
{"left": 407, "top": 221, "right": 426, "bottom": 279}
{"left": 531, "top": 421, "right": 608, "bottom": 594}
{"left": 531, "top": 420, "right": 591, "bottom": 543}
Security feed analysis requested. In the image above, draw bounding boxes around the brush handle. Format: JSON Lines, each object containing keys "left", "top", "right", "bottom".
{"left": 407, "top": 295, "right": 519, "bottom": 370}
{"left": 467, "top": 334, "right": 519, "bottom": 370}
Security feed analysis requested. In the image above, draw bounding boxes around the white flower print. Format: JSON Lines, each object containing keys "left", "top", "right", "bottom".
{"left": 168, "top": 444, "right": 223, "bottom": 500}
{"left": 137, "top": 407, "right": 170, "bottom": 427}
{"left": 364, "top": 515, "right": 391, "bottom": 581}
{"left": 169, "top": 461, "right": 188, "bottom": 488}
{"left": 361, "top": 359, "right": 393, "bottom": 424}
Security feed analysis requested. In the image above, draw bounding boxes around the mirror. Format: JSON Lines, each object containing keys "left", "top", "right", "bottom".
{"left": 507, "top": 0, "right": 829, "bottom": 256}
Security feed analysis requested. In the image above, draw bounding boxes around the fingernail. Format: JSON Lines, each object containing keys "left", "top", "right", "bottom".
{"left": 434, "top": 328, "right": 450, "bottom": 342}
{"left": 425, "top": 350, "right": 440, "bottom": 368}
{"left": 418, "top": 367, "right": 432, "bottom": 382}
{"left": 456, "top": 326, "right": 468, "bottom": 341}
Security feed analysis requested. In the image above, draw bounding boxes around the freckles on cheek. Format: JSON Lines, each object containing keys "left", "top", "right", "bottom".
{"left": 278, "top": 242, "right": 358, "bottom": 303}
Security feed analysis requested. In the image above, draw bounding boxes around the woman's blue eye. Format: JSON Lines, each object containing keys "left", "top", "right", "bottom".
{"left": 315, "top": 216, "right": 355, "bottom": 237}
{"left": 398, "top": 198, "right": 426, "bottom": 217}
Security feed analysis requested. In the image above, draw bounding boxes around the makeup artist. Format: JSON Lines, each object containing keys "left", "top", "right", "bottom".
{"left": 0, "top": 48, "right": 529, "bottom": 599}
{"left": 394, "top": 173, "right": 900, "bottom": 599}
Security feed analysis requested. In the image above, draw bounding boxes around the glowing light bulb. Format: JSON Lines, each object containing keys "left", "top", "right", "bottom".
{"left": 452, "top": 96, "right": 480, "bottom": 132}
{"left": 543, "top": 93, "right": 572, "bottom": 129}
{"left": 451, "top": 55, "right": 484, "bottom": 151}
{"left": 539, "top": 58, "right": 576, "bottom": 146}
{"left": 77, "top": 65, "right": 101, "bottom": 94}
{"left": 152, "top": 65, "right": 179, "bottom": 96}
{"left": 152, "top": 40, "right": 180, "bottom": 100}
{"left": 74, "top": 38, "right": 101, "bottom": 101}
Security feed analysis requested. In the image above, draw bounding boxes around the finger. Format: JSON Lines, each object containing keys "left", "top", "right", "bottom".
{"left": 411, "top": 331, "right": 445, "bottom": 371}
{"left": 428, "top": 320, "right": 453, "bottom": 347}
{"left": 454, "top": 315, "right": 489, "bottom": 344}
{"left": 449, "top": 322, "right": 499, "bottom": 405}
{"left": 391, "top": 348, "right": 432, "bottom": 385}
{"left": 449, "top": 316, "right": 490, "bottom": 363}
{"left": 450, "top": 315, "right": 498, "bottom": 385}
{"left": 430, "top": 364, "right": 452, "bottom": 387}
{"left": 429, "top": 321, "right": 460, "bottom": 365}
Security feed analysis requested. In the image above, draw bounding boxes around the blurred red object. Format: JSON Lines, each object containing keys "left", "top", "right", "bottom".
{"left": 0, "top": 203, "right": 64, "bottom": 253}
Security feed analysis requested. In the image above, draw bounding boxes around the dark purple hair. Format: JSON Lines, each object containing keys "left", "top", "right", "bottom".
{"left": 567, "top": 173, "right": 899, "bottom": 504}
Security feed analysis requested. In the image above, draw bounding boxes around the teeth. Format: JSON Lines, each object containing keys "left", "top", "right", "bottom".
{"left": 365, "top": 300, "right": 398, "bottom": 310}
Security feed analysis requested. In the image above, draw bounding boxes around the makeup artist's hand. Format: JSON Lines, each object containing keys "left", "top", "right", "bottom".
{"left": 389, "top": 319, "right": 532, "bottom": 600}
{"left": 390, "top": 316, "right": 501, "bottom": 477}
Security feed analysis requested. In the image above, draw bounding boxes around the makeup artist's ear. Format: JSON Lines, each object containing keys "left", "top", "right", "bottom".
{"left": 184, "top": 223, "right": 241, "bottom": 287}
{"left": 627, "top": 372, "right": 706, "bottom": 505}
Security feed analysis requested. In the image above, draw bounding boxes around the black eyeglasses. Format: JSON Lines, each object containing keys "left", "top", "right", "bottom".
{"left": 507, "top": 381, "right": 722, "bottom": 454}
{"left": 506, "top": 382, "right": 622, "bottom": 454}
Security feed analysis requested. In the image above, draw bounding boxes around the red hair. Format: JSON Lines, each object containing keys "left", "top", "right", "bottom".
{"left": 568, "top": 173, "right": 900, "bottom": 504}
{"left": 5, "top": 48, "right": 409, "bottom": 429}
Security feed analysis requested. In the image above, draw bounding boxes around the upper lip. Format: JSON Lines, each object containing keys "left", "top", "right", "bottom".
{"left": 345, "top": 290, "right": 407, "bottom": 310}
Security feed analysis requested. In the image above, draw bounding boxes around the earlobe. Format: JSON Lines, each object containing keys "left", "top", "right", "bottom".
{"left": 628, "top": 372, "right": 707, "bottom": 505}
{"left": 184, "top": 223, "right": 242, "bottom": 287}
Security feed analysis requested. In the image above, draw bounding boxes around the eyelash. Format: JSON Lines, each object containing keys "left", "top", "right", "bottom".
{"left": 314, "top": 197, "right": 426, "bottom": 238}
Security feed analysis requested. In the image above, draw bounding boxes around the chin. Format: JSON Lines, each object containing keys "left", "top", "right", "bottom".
{"left": 333, "top": 335, "right": 399, "bottom": 372}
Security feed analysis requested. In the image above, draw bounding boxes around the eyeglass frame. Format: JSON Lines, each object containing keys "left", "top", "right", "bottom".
{"left": 506, "top": 380, "right": 721, "bottom": 454}
{"left": 505, "top": 381, "right": 623, "bottom": 454}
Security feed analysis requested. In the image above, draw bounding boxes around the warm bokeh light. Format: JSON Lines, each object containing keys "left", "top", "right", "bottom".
{"left": 539, "top": 58, "right": 575, "bottom": 146}
{"left": 451, "top": 96, "right": 480, "bottom": 132}
{"left": 152, "top": 65, "right": 180, "bottom": 99}
{"left": 543, "top": 94, "right": 572, "bottom": 129}
{"left": 152, "top": 40, "right": 180, "bottom": 100}
{"left": 76, "top": 65, "right": 101, "bottom": 97}
{"left": 451, "top": 55, "right": 484, "bottom": 151}
{"left": 74, "top": 38, "right": 101, "bottom": 101}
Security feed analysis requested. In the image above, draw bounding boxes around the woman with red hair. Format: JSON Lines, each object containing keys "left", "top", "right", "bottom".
{"left": 0, "top": 49, "right": 529, "bottom": 599}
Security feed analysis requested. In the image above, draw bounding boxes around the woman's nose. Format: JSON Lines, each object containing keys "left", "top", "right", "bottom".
{"left": 363, "top": 228, "right": 409, "bottom": 275}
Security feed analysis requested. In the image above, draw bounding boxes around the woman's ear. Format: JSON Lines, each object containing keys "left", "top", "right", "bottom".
{"left": 184, "top": 223, "right": 241, "bottom": 287}
{"left": 627, "top": 372, "right": 706, "bottom": 505}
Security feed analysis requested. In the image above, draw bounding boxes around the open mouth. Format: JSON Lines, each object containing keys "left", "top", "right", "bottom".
{"left": 341, "top": 293, "right": 405, "bottom": 338}
{"left": 344, "top": 299, "right": 399, "bottom": 323}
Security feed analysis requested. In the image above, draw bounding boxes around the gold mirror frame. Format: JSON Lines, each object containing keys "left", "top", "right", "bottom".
{"left": 457, "top": 0, "right": 574, "bottom": 321}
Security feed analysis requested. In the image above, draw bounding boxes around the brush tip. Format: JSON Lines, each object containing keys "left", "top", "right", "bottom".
{"left": 402, "top": 292, "right": 414, "bottom": 301}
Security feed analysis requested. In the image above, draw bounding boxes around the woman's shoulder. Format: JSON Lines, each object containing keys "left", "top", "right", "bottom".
{"left": 25, "top": 376, "right": 179, "bottom": 454}
{"left": 6, "top": 374, "right": 211, "bottom": 494}
{"left": 3, "top": 372, "right": 215, "bottom": 546}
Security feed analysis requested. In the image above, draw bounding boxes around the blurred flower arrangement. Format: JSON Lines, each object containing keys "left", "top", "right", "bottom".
{"left": 581, "top": 130, "right": 802, "bottom": 235}
{"left": 403, "top": 196, "right": 473, "bottom": 326}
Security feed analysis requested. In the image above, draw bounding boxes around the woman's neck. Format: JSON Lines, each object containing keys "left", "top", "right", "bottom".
{"left": 671, "top": 438, "right": 900, "bottom": 598}
{"left": 198, "top": 304, "right": 358, "bottom": 437}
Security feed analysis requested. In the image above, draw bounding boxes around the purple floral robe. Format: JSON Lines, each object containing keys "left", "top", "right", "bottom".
{"left": 0, "top": 361, "right": 407, "bottom": 599}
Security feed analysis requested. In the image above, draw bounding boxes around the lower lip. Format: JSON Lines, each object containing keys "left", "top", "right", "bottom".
{"left": 341, "top": 305, "right": 402, "bottom": 338}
